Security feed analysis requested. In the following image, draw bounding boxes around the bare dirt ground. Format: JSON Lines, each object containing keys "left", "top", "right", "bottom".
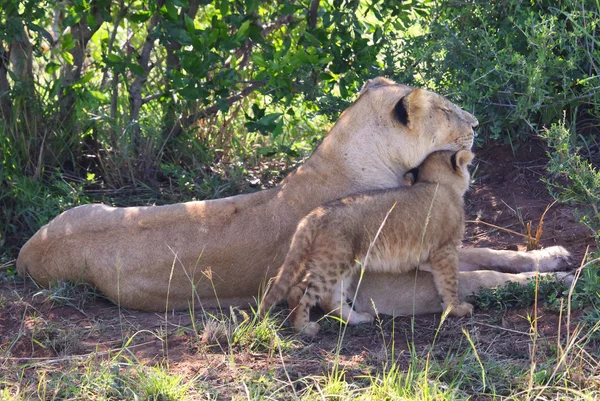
{"left": 1, "top": 141, "right": 598, "bottom": 398}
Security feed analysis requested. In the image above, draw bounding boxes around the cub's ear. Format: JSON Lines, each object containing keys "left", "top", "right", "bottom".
{"left": 394, "top": 88, "right": 426, "bottom": 129}
{"left": 450, "top": 150, "right": 474, "bottom": 171}
{"left": 359, "top": 76, "right": 396, "bottom": 95}
{"left": 402, "top": 167, "right": 419, "bottom": 186}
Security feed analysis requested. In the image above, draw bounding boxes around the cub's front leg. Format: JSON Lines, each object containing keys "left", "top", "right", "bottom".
{"left": 428, "top": 244, "right": 474, "bottom": 317}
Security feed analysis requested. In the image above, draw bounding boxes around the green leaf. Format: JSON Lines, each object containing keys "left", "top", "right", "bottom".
{"left": 251, "top": 104, "right": 265, "bottom": 119}
{"left": 339, "top": 76, "right": 348, "bottom": 98}
{"left": 86, "top": 12, "right": 97, "bottom": 29}
{"left": 88, "top": 90, "right": 110, "bottom": 103}
{"left": 245, "top": 113, "right": 282, "bottom": 135}
{"left": 304, "top": 32, "right": 321, "bottom": 47}
{"left": 184, "top": 14, "right": 195, "bottom": 33}
{"left": 237, "top": 20, "right": 251, "bottom": 38}
{"left": 161, "top": 1, "right": 178, "bottom": 20}
{"left": 129, "top": 11, "right": 152, "bottom": 23}
{"left": 128, "top": 63, "right": 145, "bottom": 76}
{"left": 272, "top": 117, "right": 284, "bottom": 137}
{"left": 105, "top": 54, "right": 122, "bottom": 63}
{"left": 45, "top": 61, "right": 61, "bottom": 74}
{"left": 61, "top": 33, "right": 75, "bottom": 51}
{"left": 61, "top": 51, "right": 74, "bottom": 65}
{"left": 257, "top": 147, "right": 276, "bottom": 156}
{"left": 257, "top": 113, "right": 282, "bottom": 126}
{"left": 245, "top": 0, "right": 259, "bottom": 13}
{"left": 216, "top": 99, "right": 230, "bottom": 112}
{"left": 80, "top": 71, "right": 95, "bottom": 84}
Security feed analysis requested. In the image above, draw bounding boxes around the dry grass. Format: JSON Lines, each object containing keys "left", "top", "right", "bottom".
{"left": 1, "top": 254, "right": 599, "bottom": 400}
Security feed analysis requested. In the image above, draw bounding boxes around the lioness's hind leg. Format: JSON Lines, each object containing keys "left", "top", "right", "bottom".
{"left": 321, "top": 276, "right": 374, "bottom": 325}
{"left": 429, "top": 245, "right": 473, "bottom": 317}
{"left": 458, "top": 246, "right": 573, "bottom": 273}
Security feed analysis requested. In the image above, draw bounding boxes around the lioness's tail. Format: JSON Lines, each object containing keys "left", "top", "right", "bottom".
{"left": 259, "top": 213, "right": 321, "bottom": 316}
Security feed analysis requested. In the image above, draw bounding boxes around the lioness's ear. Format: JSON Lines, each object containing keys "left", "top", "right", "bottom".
{"left": 394, "top": 88, "right": 426, "bottom": 129}
{"left": 359, "top": 77, "right": 396, "bottom": 95}
{"left": 451, "top": 150, "right": 474, "bottom": 171}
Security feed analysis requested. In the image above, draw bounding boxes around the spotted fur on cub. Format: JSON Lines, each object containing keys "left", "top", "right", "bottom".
{"left": 260, "top": 149, "right": 475, "bottom": 336}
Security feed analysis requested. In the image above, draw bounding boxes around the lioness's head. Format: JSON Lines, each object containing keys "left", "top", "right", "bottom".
{"left": 323, "top": 77, "right": 478, "bottom": 187}
{"left": 359, "top": 77, "right": 477, "bottom": 149}
{"left": 409, "top": 149, "right": 474, "bottom": 195}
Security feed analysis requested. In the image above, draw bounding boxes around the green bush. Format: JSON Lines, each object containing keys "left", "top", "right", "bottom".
{"left": 2, "top": 0, "right": 599, "bottom": 264}
{"left": 0, "top": 168, "right": 90, "bottom": 265}
{"left": 541, "top": 120, "right": 600, "bottom": 240}
{"left": 539, "top": 120, "right": 600, "bottom": 331}
{"left": 0, "top": 0, "right": 413, "bottom": 260}
{"left": 390, "top": 0, "right": 600, "bottom": 146}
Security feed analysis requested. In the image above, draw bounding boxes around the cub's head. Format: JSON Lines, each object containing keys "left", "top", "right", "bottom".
{"left": 407, "top": 149, "right": 474, "bottom": 195}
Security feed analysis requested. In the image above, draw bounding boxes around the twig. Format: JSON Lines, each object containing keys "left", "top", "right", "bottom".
{"left": 466, "top": 219, "right": 528, "bottom": 238}
{"left": 0, "top": 339, "right": 159, "bottom": 365}
{"left": 470, "top": 321, "right": 532, "bottom": 336}
{"left": 141, "top": 91, "right": 168, "bottom": 104}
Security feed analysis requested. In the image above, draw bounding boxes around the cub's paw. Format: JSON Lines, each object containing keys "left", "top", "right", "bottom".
{"left": 347, "top": 311, "right": 375, "bottom": 325}
{"left": 536, "top": 246, "right": 573, "bottom": 272}
{"left": 295, "top": 321, "right": 320, "bottom": 337}
{"left": 287, "top": 285, "right": 305, "bottom": 309}
{"left": 447, "top": 302, "right": 474, "bottom": 317}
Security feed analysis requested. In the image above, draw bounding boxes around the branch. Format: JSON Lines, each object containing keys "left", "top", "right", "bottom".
{"left": 110, "top": 71, "right": 119, "bottom": 121}
{"left": 100, "top": 1, "right": 127, "bottom": 90}
{"left": 7, "top": 26, "right": 34, "bottom": 127}
{"left": 169, "top": 80, "right": 267, "bottom": 138}
{"left": 309, "top": 0, "right": 320, "bottom": 29}
{"left": 59, "top": 1, "right": 108, "bottom": 124}
{"left": 129, "top": 2, "right": 163, "bottom": 141}
{"left": 142, "top": 91, "right": 167, "bottom": 104}
{"left": 8, "top": 25, "right": 33, "bottom": 82}
{"left": 0, "top": 47, "right": 12, "bottom": 121}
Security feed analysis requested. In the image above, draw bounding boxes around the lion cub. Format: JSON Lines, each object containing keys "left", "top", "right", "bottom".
{"left": 260, "top": 149, "right": 475, "bottom": 336}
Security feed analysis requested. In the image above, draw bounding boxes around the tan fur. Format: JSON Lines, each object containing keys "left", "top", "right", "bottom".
{"left": 260, "top": 150, "right": 475, "bottom": 336}
{"left": 16, "top": 77, "right": 572, "bottom": 313}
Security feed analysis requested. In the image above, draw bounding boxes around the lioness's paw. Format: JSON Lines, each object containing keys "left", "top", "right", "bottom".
{"left": 296, "top": 322, "right": 320, "bottom": 337}
{"left": 447, "top": 302, "right": 474, "bottom": 317}
{"left": 536, "top": 246, "right": 573, "bottom": 272}
{"left": 347, "top": 311, "right": 375, "bottom": 325}
{"left": 553, "top": 271, "right": 577, "bottom": 287}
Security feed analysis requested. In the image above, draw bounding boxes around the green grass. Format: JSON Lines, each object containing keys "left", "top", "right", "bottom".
{"left": 474, "top": 275, "right": 569, "bottom": 312}
{"left": 1, "top": 307, "right": 599, "bottom": 400}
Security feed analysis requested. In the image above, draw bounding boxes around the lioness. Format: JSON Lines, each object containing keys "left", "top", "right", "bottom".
{"left": 261, "top": 150, "right": 475, "bottom": 336}
{"left": 17, "top": 77, "right": 572, "bottom": 314}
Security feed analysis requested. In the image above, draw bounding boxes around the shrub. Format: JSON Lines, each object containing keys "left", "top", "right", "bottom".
{"left": 389, "top": 0, "right": 600, "bottom": 146}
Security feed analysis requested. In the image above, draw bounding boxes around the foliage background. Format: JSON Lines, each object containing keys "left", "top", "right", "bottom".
{"left": 1, "top": 0, "right": 599, "bottom": 262}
